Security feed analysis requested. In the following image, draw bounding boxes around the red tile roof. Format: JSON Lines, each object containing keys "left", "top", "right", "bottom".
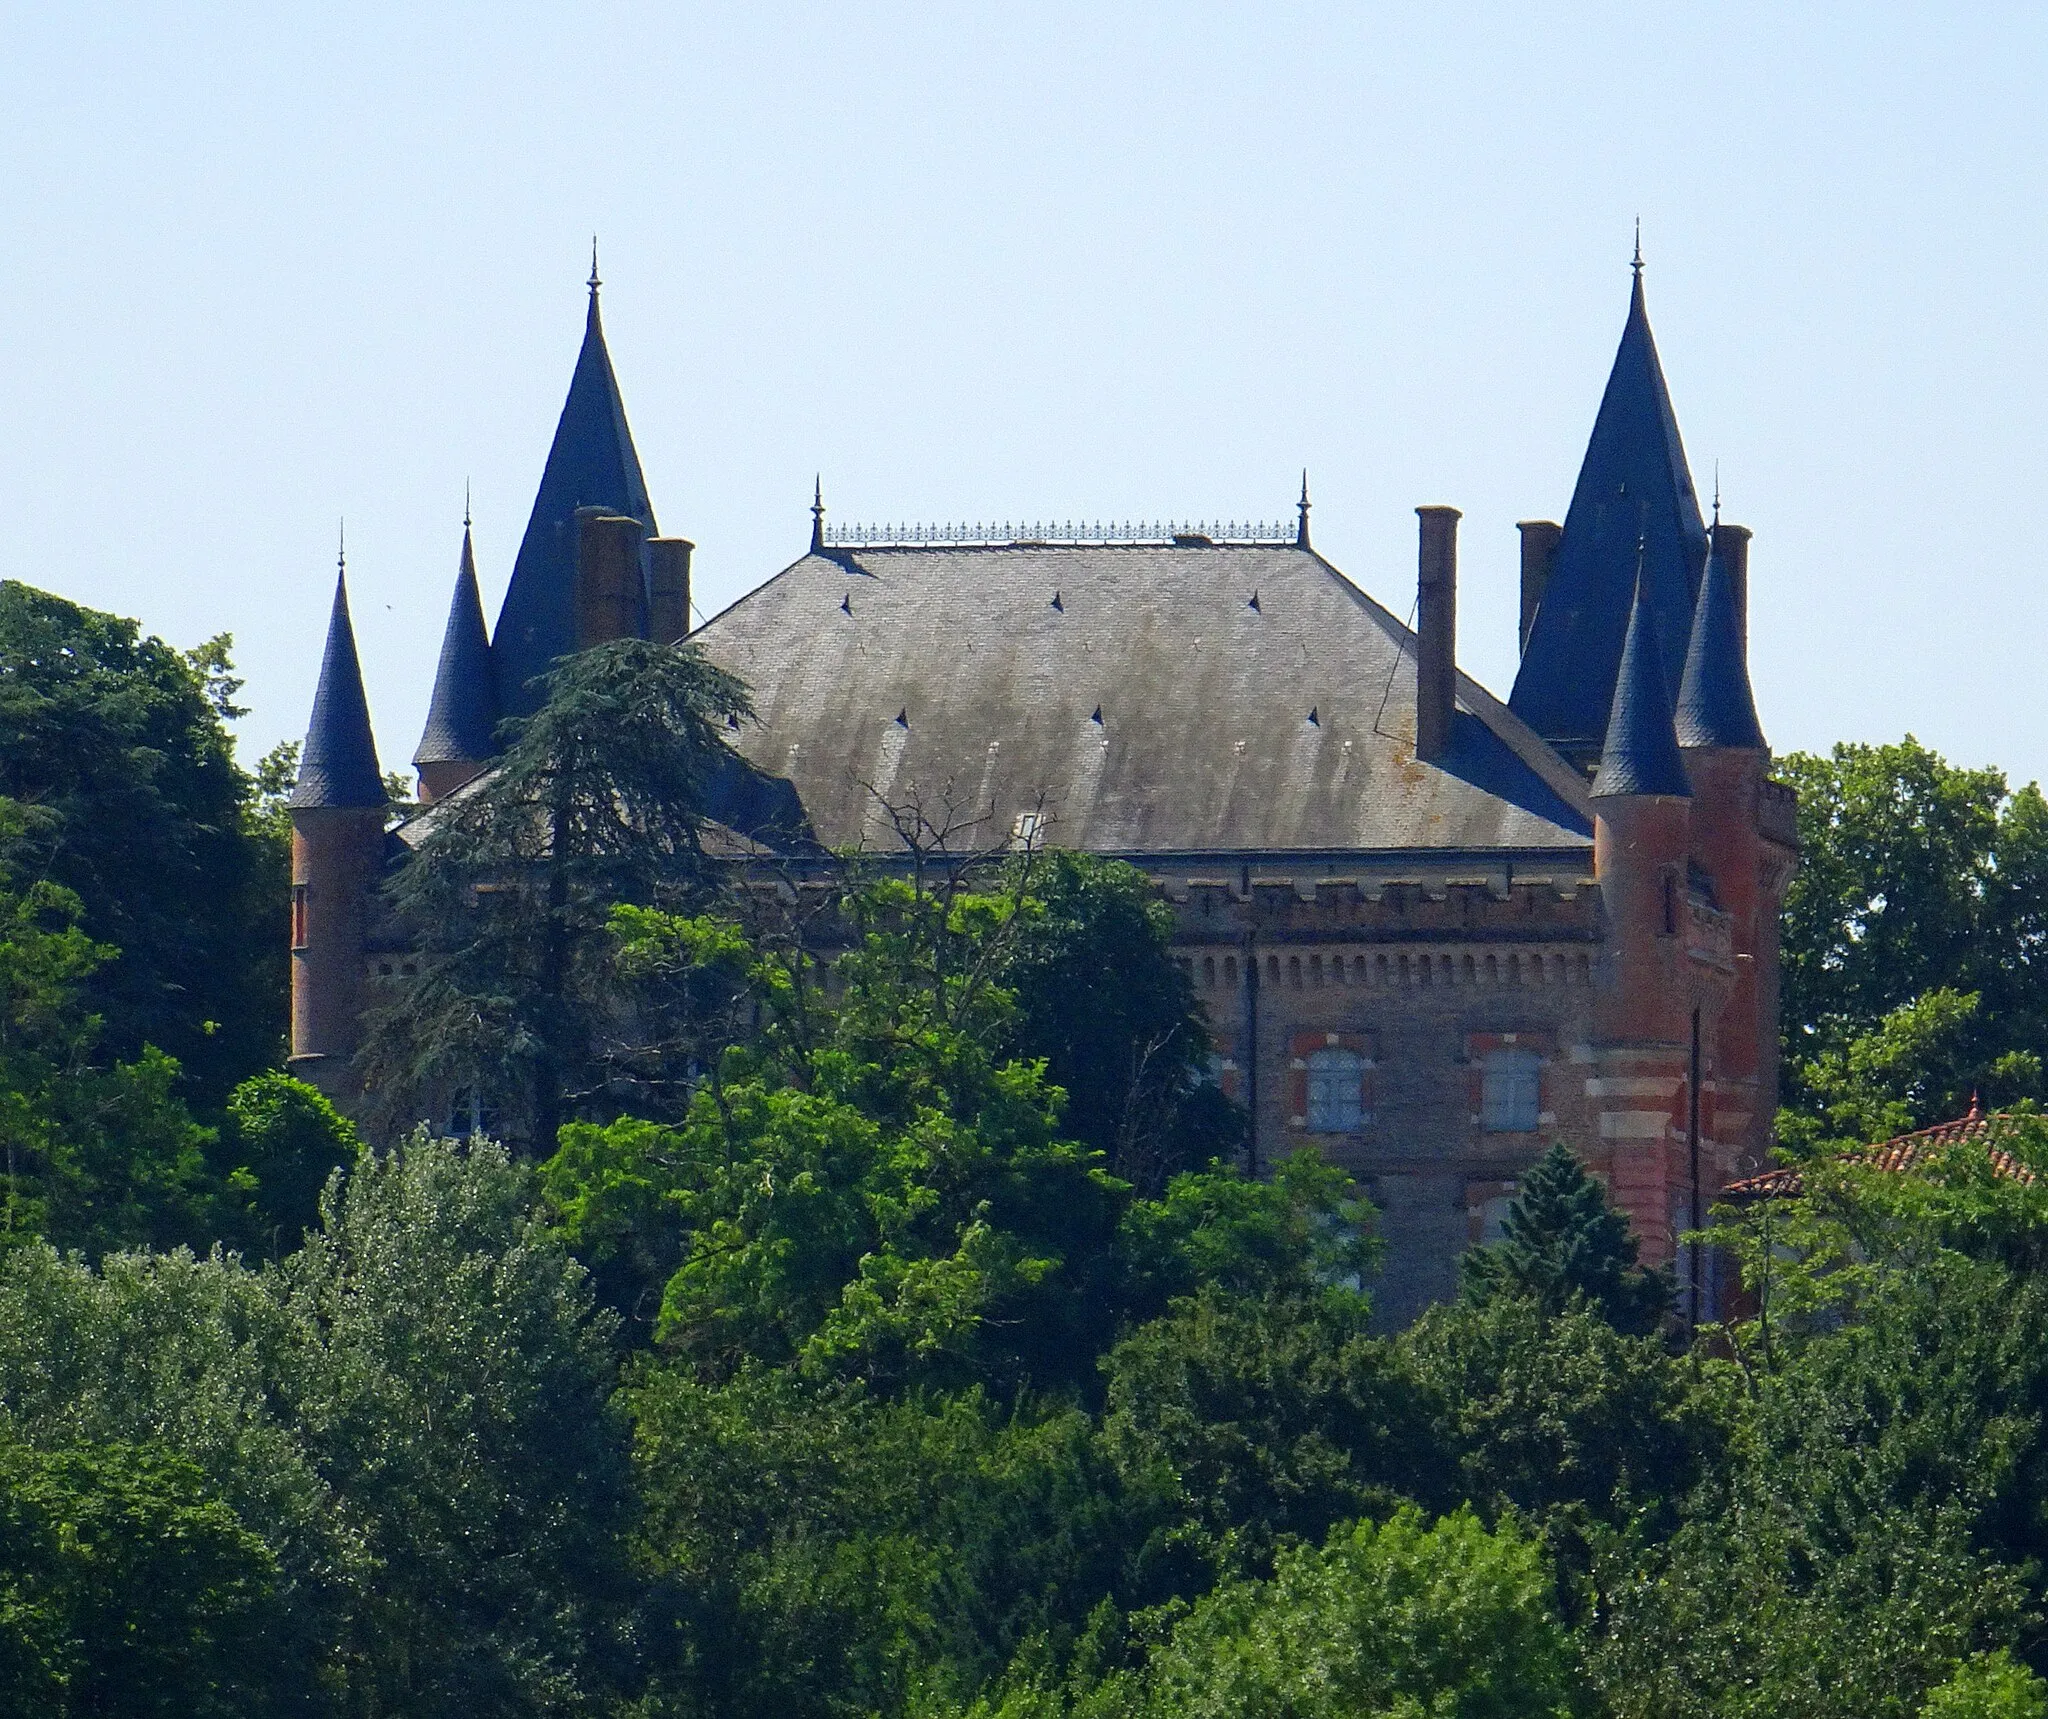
{"left": 1723, "top": 1106, "right": 2038, "bottom": 1200}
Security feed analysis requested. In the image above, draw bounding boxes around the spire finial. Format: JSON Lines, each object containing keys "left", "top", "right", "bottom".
{"left": 1295, "top": 469, "right": 1312, "bottom": 549}
{"left": 1632, "top": 217, "right": 1643, "bottom": 279}
{"left": 588, "top": 235, "right": 601, "bottom": 298}
{"left": 1712, "top": 460, "right": 1721, "bottom": 524}
{"left": 810, "top": 475, "right": 826, "bottom": 552}
{"left": 464, "top": 480, "right": 472, "bottom": 531}
{"left": 337, "top": 518, "right": 346, "bottom": 577}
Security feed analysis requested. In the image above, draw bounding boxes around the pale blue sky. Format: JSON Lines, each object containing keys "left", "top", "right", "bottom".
{"left": 3, "top": 5, "right": 2045, "bottom": 785}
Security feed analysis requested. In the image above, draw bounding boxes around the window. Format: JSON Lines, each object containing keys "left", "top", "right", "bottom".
{"left": 291, "top": 884, "right": 309, "bottom": 951}
{"left": 1481, "top": 1049, "right": 1542, "bottom": 1131}
{"left": 1306, "top": 1048, "right": 1366, "bottom": 1132}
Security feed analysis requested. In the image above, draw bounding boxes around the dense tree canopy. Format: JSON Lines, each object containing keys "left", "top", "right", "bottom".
{"left": 0, "top": 582, "right": 287, "bottom": 1106}
{"left": 2, "top": 586, "right": 2047, "bottom": 1717}
{"left": 1778, "top": 737, "right": 2048, "bottom": 1147}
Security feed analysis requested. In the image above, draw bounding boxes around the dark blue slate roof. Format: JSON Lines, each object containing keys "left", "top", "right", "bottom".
{"left": 290, "top": 572, "right": 387, "bottom": 808}
{"left": 414, "top": 524, "right": 500, "bottom": 766}
{"left": 491, "top": 285, "right": 656, "bottom": 720}
{"left": 1510, "top": 267, "right": 1708, "bottom": 753}
{"left": 1674, "top": 533, "right": 1765, "bottom": 751}
{"left": 1590, "top": 567, "right": 1691, "bottom": 799}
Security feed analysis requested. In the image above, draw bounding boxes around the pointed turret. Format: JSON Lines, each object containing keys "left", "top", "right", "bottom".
{"left": 1591, "top": 564, "right": 1690, "bottom": 800}
{"left": 1674, "top": 531, "right": 1765, "bottom": 751}
{"left": 288, "top": 557, "right": 388, "bottom": 1108}
{"left": 414, "top": 523, "right": 499, "bottom": 799}
{"left": 492, "top": 267, "right": 657, "bottom": 718}
{"left": 1511, "top": 255, "right": 1708, "bottom": 757}
{"left": 291, "top": 571, "right": 387, "bottom": 808}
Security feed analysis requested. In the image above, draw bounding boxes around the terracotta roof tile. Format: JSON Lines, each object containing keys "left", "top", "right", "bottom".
{"left": 1723, "top": 1108, "right": 2038, "bottom": 1200}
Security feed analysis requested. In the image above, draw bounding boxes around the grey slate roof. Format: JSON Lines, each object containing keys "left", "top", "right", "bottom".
{"left": 1510, "top": 267, "right": 1708, "bottom": 754}
{"left": 491, "top": 285, "right": 656, "bottom": 722}
{"left": 414, "top": 525, "right": 500, "bottom": 766}
{"left": 689, "top": 540, "right": 1592, "bottom": 857}
{"left": 291, "top": 573, "right": 387, "bottom": 809}
{"left": 1590, "top": 572, "right": 1690, "bottom": 799}
{"left": 1674, "top": 533, "right": 1766, "bottom": 751}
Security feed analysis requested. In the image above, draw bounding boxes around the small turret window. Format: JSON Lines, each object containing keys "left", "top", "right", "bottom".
{"left": 1306, "top": 1049, "right": 1366, "bottom": 1132}
{"left": 1481, "top": 1049, "right": 1542, "bottom": 1132}
{"left": 291, "top": 885, "right": 309, "bottom": 951}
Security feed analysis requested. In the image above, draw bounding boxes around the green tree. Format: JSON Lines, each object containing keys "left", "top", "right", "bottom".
{"left": 276, "top": 1133, "right": 633, "bottom": 1715}
{"left": 1778, "top": 737, "right": 2048, "bottom": 1139}
{"left": 1458, "top": 1142, "right": 1674, "bottom": 1334}
{"left": 1097, "top": 1285, "right": 1435, "bottom": 1585}
{"left": 361, "top": 639, "right": 754, "bottom": 1148}
{"left": 0, "top": 584, "right": 286, "bottom": 1107}
{"left": 1922, "top": 1653, "right": 2048, "bottom": 1719}
{"left": 0, "top": 1434, "right": 283, "bottom": 1718}
{"left": 998, "top": 851, "right": 1240, "bottom": 1192}
{"left": 1604, "top": 1124, "right": 2048, "bottom": 1719}
{"left": 212, "top": 1072, "right": 362, "bottom": 1259}
{"left": 0, "top": 816, "right": 217, "bottom": 1254}
{"left": 1400, "top": 1294, "right": 1734, "bottom": 1617}
{"left": 996, "top": 1507, "right": 1591, "bottom": 1719}
{"left": 628, "top": 1368, "right": 1145, "bottom": 1719}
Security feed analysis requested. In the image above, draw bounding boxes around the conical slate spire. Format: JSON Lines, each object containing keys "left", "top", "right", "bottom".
{"left": 291, "top": 570, "right": 387, "bottom": 808}
{"left": 1674, "top": 533, "right": 1765, "bottom": 750}
{"left": 1511, "top": 259, "right": 1708, "bottom": 753}
{"left": 1591, "top": 559, "right": 1691, "bottom": 799}
{"left": 491, "top": 275, "right": 657, "bottom": 719}
{"left": 414, "top": 523, "right": 500, "bottom": 767}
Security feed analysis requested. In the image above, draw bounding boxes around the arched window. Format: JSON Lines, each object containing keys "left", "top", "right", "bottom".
{"left": 1306, "top": 1048, "right": 1366, "bottom": 1132}
{"left": 1481, "top": 1048, "right": 1542, "bottom": 1132}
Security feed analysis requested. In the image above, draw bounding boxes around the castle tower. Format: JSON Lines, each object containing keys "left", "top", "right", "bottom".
{"left": 1676, "top": 517, "right": 1776, "bottom": 1178}
{"left": 412, "top": 519, "right": 498, "bottom": 803}
{"left": 1589, "top": 566, "right": 1706, "bottom": 1265}
{"left": 491, "top": 264, "right": 659, "bottom": 719}
{"left": 287, "top": 567, "right": 388, "bottom": 1102}
{"left": 1510, "top": 255, "right": 1709, "bottom": 764}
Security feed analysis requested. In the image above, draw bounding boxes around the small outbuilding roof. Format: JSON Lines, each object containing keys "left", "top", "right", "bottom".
{"left": 1723, "top": 1105, "right": 2039, "bottom": 1200}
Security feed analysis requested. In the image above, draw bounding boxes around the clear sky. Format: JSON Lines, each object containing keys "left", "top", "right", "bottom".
{"left": 3, "top": 5, "right": 2045, "bottom": 787}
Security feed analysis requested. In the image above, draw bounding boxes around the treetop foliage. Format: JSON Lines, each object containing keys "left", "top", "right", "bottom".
{"left": 4, "top": 599, "right": 2048, "bottom": 1716}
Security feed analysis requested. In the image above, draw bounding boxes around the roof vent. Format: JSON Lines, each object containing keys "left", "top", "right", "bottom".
{"left": 840, "top": 592, "right": 852, "bottom": 615}
{"left": 1091, "top": 706, "right": 1103, "bottom": 725}
{"left": 894, "top": 708, "right": 909, "bottom": 728}
{"left": 1050, "top": 592, "right": 1063, "bottom": 611}
{"left": 1247, "top": 591, "right": 1262, "bottom": 612}
{"left": 1307, "top": 707, "right": 1320, "bottom": 726}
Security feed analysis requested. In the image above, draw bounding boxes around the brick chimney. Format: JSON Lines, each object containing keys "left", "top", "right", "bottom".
{"left": 575, "top": 509, "right": 645, "bottom": 648}
{"left": 646, "top": 537, "right": 694, "bottom": 644}
{"left": 1415, "top": 506, "right": 1461, "bottom": 763}
{"left": 1516, "top": 519, "right": 1562, "bottom": 655}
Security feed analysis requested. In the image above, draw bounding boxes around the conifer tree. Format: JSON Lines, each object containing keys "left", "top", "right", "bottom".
{"left": 359, "top": 639, "right": 756, "bottom": 1149}
{"left": 1459, "top": 1142, "right": 1673, "bottom": 1335}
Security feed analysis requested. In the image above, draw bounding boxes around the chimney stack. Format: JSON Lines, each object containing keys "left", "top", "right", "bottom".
{"left": 1516, "top": 520, "right": 1563, "bottom": 655}
{"left": 1416, "top": 505, "right": 1461, "bottom": 763}
{"left": 575, "top": 509, "right": 645, "bottom": 648}
{"left": 646, "top": 537, "right": 694, "bottom": 644}
{"left": 1710, "top": 520, "right": 1752, "bottom": 654}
